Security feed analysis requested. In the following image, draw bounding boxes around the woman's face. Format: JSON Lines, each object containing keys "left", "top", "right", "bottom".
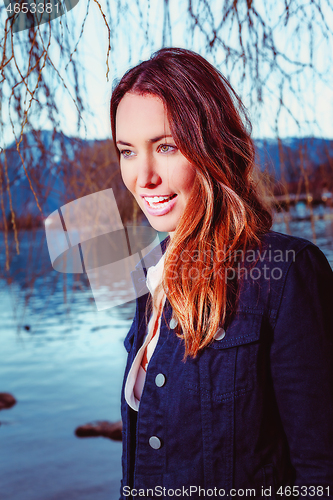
{"left": 115, "top": 93, "right": 196, "bottom": 235}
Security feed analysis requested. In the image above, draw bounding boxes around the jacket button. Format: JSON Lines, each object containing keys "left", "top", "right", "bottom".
{"left": 149, "top": 436, "right": 162, "bottom": 449}
{"left": 155, "top": 373, "right": 166, "bottom": 387}
{"left": 169, "top": 317, "right": 178, "bottom": 329}
{"left": 214, "top": 327, "right": 225, "bottom": 340}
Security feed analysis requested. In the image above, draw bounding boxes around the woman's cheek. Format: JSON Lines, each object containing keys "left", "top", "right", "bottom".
{"left": 120, "top": 167, "right": 135, "bottom": 195}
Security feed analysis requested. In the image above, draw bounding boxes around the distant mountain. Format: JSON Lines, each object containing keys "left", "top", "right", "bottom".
{"left": 255, "top": 137, "right": 333, "bottom": 183}
{"left": 2, "top": 130, "right": 88, "bottom": 218}
{"left": 0, "top": 130, "right": 121, "bottom": 228}
{"left": 1, "top": 130, "right": 333, "bottom": 228}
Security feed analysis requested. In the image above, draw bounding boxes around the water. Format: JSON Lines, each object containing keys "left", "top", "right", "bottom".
{"left": 0, "top": 215, "right": 332, "bottom": 500}
{"left": 272, "top": 207, "right": 333, "bottom": 265}
{"left": 0, "top": 230, "right": 135, "bottom": 500}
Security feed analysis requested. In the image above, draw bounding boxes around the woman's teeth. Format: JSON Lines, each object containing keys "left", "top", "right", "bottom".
{"left": 145, "top": 195, "right": 176, "bottom": 207}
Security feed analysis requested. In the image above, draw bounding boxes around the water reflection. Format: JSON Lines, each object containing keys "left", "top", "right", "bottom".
{"left": 273, "top": 206, "right": 333, "bottom": 265}
{"left": 0, "top": 218, "right": 332, "bottom": 500}
{"left": 0, "top": 230, "right": 135, "bottom": 500}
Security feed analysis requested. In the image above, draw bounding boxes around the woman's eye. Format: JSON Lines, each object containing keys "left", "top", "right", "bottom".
{"left": 158, "top": 144, "right": 176, "bottom": 153}
{"left": 120, "top": 150, "right": 134, "bottom": 158}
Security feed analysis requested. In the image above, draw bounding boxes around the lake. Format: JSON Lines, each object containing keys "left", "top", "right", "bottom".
{"left": 1, "top": 211, "right": 333, "bottom": 500}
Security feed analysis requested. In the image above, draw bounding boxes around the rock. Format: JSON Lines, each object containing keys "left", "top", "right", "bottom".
{"left": 75, "top": 420, "right": 122, "bottom": 441}
{"left": 0, "top": 393, "right": 17, "bottom": 410}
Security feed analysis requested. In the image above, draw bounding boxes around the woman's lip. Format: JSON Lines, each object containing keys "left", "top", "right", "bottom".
{"left": 142, "top": 194, "right": 178, "bottom": 216}
{"left": 140, "top": 194, "right": 175, "bottom": 198}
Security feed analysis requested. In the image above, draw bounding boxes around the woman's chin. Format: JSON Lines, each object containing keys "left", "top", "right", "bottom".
{"left": 145, "top": 214, "right": 178, "bottom": 234}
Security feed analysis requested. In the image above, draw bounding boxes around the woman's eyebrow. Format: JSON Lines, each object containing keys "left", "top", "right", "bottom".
{"left": 116, "top": 140, "right": 133, "bottom": 146}
{"left": 149, "top": 134, "right": 173, "bottom": 143}
{"left": 116, "top": 134, "right": 173, "bottom": 147}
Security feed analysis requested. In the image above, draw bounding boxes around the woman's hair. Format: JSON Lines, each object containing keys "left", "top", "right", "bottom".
{"left": 110, "top": 47, "right": 272, "bottom": 359}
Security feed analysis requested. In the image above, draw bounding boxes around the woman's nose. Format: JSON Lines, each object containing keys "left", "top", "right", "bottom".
{"left": 137, "top": 153, "right": 162, "bottom": 188}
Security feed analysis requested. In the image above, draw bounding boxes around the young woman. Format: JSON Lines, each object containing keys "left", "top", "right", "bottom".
{"left": 110, "top": 48, "right": 333, "bottom": 499}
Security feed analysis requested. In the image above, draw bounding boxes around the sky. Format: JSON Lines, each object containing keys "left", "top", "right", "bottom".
{"left": 2, "top": 0, "right": 333, "bottom": 148}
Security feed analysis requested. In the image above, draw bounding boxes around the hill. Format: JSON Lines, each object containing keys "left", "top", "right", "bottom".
{"left": 1, "top": 130, "right": 333, "bottom": 229}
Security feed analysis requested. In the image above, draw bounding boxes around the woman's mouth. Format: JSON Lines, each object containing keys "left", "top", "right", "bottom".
{"left": 142, "top": 194, "right": 178, "bottom": 215}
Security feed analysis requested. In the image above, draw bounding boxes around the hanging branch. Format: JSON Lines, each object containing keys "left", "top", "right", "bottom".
{"left": 0, "top": 0, "right": 332, "bottom": 271}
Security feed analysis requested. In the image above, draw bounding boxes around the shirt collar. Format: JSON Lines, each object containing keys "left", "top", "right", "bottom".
{"left": 130, "top": 235, "right": 170, "bottom": 299}
{"left": 146, "top": 253, "right": 165, "bottom": 296}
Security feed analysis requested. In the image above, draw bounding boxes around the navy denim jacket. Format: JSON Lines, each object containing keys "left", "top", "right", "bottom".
{"left": 120, "top": 231, "right": 333, "bottom": 499}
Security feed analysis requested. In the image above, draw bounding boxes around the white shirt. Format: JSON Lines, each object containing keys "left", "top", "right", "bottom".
{"left": 124, "top": 252, "right": 226, "bottom": 411}
{"left": 124, "top": 253, "right": 166, "bottom": 411}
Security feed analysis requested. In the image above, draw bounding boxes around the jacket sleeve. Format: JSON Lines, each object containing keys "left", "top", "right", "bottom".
{"left": 270, "top": 244, "right": 333, "bottom": 493}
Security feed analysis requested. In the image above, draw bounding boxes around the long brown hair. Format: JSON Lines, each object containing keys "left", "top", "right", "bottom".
{"left": 110, "top": 47, "right": 272, "bottom": 359}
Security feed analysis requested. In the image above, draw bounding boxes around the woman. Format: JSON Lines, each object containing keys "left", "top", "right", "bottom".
{"left": 110, "top": 48, "right": 333, "bottom": 499}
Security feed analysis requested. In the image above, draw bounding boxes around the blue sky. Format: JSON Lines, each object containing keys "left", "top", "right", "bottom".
{"left": 2, "top": 0, "right": 333, "bottom": 148}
